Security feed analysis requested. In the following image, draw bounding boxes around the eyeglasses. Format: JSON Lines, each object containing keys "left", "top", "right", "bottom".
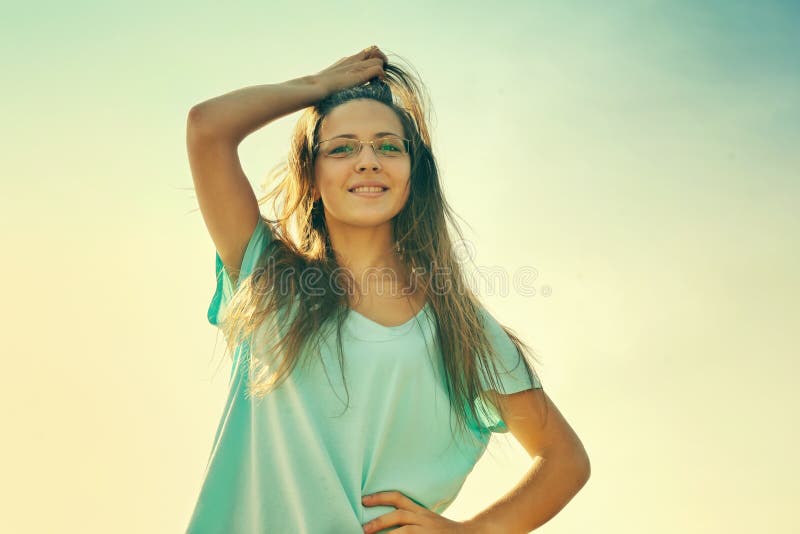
{"left": 313, "top": 135, "right": 410, "bottom": 159}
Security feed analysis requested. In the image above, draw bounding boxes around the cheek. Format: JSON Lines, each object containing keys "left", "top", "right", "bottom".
{"left": 391, "top": 182, "right": 412, "bottom": 210}
{"left": 313, "top": 170, "right": 338, "bottom": 195}
{"left": 398, "top": 176, "right": 412, "bottom": 197}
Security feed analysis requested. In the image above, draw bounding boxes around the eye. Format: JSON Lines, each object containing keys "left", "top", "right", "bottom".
{"left": 378, "top": 142, "right": 399, "bottom": 152}
{"left": 376, "top": 137, "right": 405, "bottom": 154}
{"left": 328, "top": 141, "right": 357, "bottom": 156}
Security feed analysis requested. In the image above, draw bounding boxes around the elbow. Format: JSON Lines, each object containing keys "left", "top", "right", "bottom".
{"left": 557, "top": 443, "right": 590, "bottom": 488}
{"left": 582, "top": 459, "right": 591, "bottom": 486}
{"left": 575, "top": 448, "right": 591, "bottom": 487}
{"left": 186, "top": 105, "right": 238, "bottom": 146}
{"left": 187, "top": 105, "right": 212, "bottom": 142}
{"left": 542, "top": 444, "right": 590, "bottom": 488}
{"left": 187, "top": 103, "right": 213, "bottom": 127}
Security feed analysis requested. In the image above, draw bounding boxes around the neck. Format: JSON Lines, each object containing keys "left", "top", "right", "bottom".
{"left": 325, "top": 219, "right": 410, "bottom": 298}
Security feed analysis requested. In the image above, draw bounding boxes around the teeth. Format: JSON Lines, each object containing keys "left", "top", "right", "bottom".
{"left": 351, "top": 186, "right": 386, "bottom": 193}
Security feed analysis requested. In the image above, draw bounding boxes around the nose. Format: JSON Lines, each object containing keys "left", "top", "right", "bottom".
{"left": 354, "top": 143, "right": 382, "bottom": 172}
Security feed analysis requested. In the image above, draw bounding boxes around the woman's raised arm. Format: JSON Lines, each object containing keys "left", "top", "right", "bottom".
{"left": 185, "top": 46, "right": 387, "bottom": 274}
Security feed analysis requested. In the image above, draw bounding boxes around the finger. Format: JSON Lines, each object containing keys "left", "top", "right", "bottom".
{"left": 373, "top": 48, "right": 388, "bottom": 63}
{"left": 364, "top": 491, "right": 424, "bottom": 512}
{"left": 356, "top": 59, "right": 386, "bottom": 81}
{"left": 349, "top": 51, "right": 370, "bottom": 61}
{"left": 367, "top": 57, "right": 386, "bottom": 76}
{"left": 335, "top": 48, "right": 377, "bottom": 68}
{"left": 347, "top": 57, "right": 383, "bottom": 71}
{"left": 362, "top": 46, "right": 387, "bottom": 65}
{"left": 337, "top": 56, "right": 371, "bottom": 73}
{"left": 362, "top": 509, "right": 418, "bottom": 534}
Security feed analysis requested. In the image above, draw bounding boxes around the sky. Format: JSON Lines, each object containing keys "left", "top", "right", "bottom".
{"left": 1, "top": 1, "right": 798, "bottom": 532}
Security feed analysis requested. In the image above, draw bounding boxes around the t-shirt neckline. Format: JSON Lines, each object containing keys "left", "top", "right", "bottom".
{"left": 346, "top": 301, "right": 431, "bottom": 338}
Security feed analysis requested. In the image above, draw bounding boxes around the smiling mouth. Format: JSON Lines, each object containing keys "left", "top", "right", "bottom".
{"left": 348, "top": 187, "right": 389, "bottom": 193}
{"left": 348, "top": 187, "right": 389, "bottom": 198}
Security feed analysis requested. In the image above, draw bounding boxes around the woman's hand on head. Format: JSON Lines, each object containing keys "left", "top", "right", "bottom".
{"left": 311, "top": 45, "right": 388, "bottom": 98}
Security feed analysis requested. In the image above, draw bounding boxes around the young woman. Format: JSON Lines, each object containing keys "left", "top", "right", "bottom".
{"left": 185, "top": 46, "right": 590, "bottom": 533}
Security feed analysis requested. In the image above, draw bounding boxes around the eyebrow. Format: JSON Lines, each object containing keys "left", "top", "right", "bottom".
{"left": 329, "top": 131, "right": 403, "bottom": 139}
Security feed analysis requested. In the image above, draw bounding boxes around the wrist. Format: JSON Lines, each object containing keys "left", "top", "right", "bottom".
{"left": 296, "top": 74, "right": 330, "bottom": 102}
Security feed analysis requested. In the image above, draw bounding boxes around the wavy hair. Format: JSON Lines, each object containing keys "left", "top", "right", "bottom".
{"left": 216, "top": 53, "right": 544, "bottom": 448}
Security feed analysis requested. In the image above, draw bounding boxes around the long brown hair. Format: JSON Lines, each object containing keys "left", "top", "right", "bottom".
{"left": 216, "top": 54, "right": 543, "bottom": 447}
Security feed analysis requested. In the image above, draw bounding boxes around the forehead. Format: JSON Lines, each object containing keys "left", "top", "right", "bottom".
{"left": 319, "top": 99, "right": 403, "bottom": 139}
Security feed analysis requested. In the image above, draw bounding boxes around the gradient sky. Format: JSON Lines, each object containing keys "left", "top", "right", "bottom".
{"left": 1, "top": 1, "right": 798, "bottom": 532}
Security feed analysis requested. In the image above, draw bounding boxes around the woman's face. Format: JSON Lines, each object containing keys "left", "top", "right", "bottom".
{"left": 312, "top": 99, "right": 411, "bottom": 230}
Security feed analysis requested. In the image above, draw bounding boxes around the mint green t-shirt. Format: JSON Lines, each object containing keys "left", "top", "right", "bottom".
{"left": 186, "top": 217, "right": 542, "bottom": 533}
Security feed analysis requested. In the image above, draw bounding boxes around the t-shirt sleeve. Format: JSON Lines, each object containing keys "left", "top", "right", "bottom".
{"left": 207, "top": 217, "right": 273, "bottom": 327}
{"left": 474, "top": 306, "right": 543, "bottom": 433}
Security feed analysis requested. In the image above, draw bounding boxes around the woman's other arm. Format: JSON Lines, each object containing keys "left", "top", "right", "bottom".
{"left": 466, "top": 389, "right": 591, "bottom": 533}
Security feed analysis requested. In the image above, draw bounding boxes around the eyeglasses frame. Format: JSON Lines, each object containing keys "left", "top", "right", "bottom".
{"left": 313, "top": 135, "right": 411, "bottom": 159}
